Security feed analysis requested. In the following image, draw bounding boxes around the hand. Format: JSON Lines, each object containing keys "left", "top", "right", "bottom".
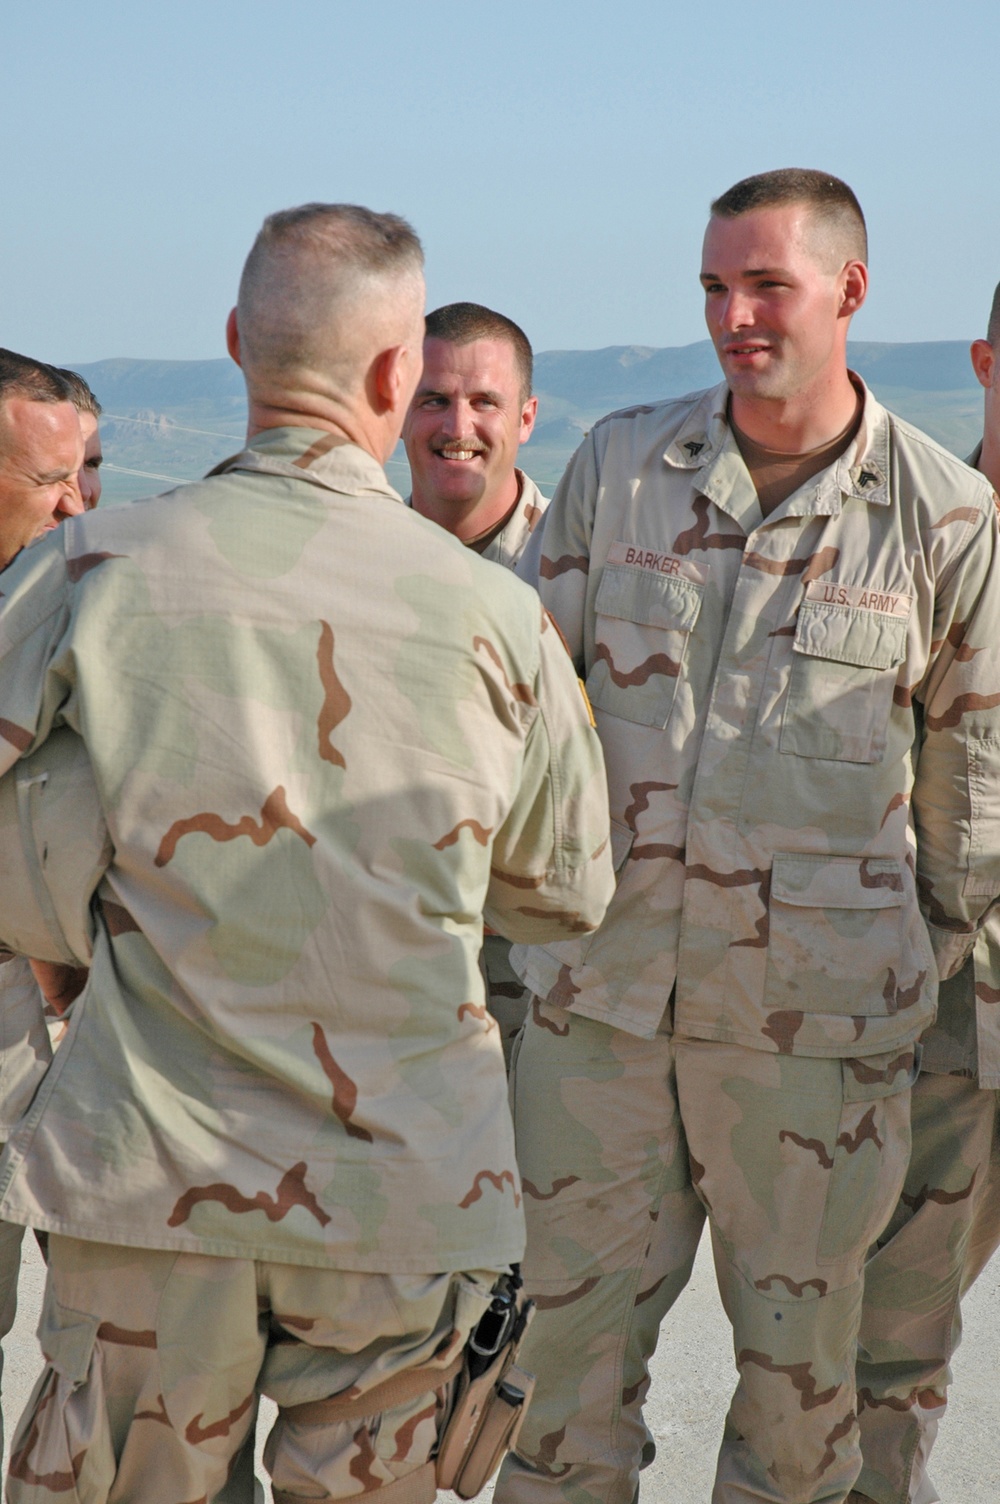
{"left": 28, "top": 959, "right": 88, "bottom": 1016}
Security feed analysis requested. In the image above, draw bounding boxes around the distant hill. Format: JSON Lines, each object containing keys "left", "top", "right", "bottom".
{"left": 75, "top": 340, "right": 982, "bottom": 504}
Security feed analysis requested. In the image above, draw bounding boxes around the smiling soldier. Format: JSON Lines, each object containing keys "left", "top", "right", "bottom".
{"left": 494, "top": 169, "right": 1000, "bottom": 1504}
{"left": 404, "top": 303, "right": 548, "bottom": 1064}
{"left": 405, "top": 302, "right": 543, "bottom": 567}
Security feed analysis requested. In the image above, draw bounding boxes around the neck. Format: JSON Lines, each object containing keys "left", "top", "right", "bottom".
{"left": 413, "top": 469, "right": 521, "bottom": 544}
{"left": 730, "top": 366, "right": 860, "bottom": 453}
{"left": 977, "top": 413, "right": 1000, "bottom": 493}
{"left": 244, "top": 393, "right": 390, "bottom": 465}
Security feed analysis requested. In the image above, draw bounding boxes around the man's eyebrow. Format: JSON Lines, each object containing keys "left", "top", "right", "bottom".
{"left": 36, "top": 467, "right": 75, "bottom": 483}
{"left": 700, "top": 266, "right": 791, "bottom": 281}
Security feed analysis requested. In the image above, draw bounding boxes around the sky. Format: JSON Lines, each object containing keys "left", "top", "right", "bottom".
{"left": 3, "top": 0, "right": 999, "bottom": 364}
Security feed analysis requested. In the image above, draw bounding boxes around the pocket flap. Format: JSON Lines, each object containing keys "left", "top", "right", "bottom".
{"left": 594, "top": 565, "right": 703, "bottom": 632}
{"left": 38, "top": 1290, "right": 100, "bottom": 1385}
{"left": 793, "top": 601, "right": 906, "bottom": 670}
{"left": 771, "top": 854, "right": 905, "bottom": 910}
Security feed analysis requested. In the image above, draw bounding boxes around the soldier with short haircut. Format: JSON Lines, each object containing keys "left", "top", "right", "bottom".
{"left": 55, "top": 367, "right": 104, "bottom": 509}
{"left": 0, "top": 348, "right": 84, "bottom": 1456}
{"left": 0, "top": 203, "right": 613, "bottom": 1503}
{"left": 405, "top": 301, "right": 544, "bottom": 566}
{"left": 494, "top": 169, "right": 1000, "bottom": 1504}
{"left": 0, "top": 350, "right": 83, "bottom": 564}
{"left": 404, "top": 302, "right": 549, "bottom": 1062}
{"left": 851, "top": 284, "right": 1000, "bottom": 1504}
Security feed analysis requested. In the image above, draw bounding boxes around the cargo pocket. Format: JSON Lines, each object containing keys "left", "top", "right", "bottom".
{"left": 585, "top": 565, "right": 704, "bottom": 728}
{"left": 764, "top": 854, "right": 905, "bottom": 1016}
{"left": 780, "top": 601, "right": 906, "bottom": 763}
{"left": 817, "top": 1046, "right": 917, "bottom": 1266}
{"left": 8, "top": 1293, "right": 115, "bottom": 1501}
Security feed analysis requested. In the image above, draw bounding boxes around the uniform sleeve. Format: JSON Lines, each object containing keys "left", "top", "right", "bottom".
{"left": 484, "top": 602, "right": 613, "bottom": 944}
{"left": 0, "top": 535, "right": 74, "bottom": 775}
{"left": 913, "top": 501, "right": 1000, "bottom": 979}
{"left": 515, "top": 432, "right": 598, "bottom": 671}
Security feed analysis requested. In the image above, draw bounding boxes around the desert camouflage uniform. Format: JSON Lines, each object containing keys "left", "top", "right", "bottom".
{"left": 851, "top": 446, "right": 1000, "bottom": 1504}
{"left": 0, "top": 428, "right": 612, "bottom": 1500}
{"left": 0, "top": 958, "right": 50, "bottom": 1457}
{"left": 407, "top": 468, "right": 551, "bottom": 1065}
{"left": 495, "top": 381, "right": 1000, "bottom": 1504}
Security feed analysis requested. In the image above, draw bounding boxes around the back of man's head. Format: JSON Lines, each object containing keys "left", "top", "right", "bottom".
{"left": 53, "top": 367, "right": 102, "bottom": 420}
{"left": 425, "top": 303, "right": 534, "bottom": 403}
{"left": 710, "top": 167, "right": 868, "bottom": 270}
{"left": 0, "top": 350, "right": 73, "bottom": 421}
{"left": 236, "top": 203, "right": 425, "bottom": 402}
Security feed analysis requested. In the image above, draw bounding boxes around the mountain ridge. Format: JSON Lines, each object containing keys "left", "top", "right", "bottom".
{"left": 71, "top": 340, "right": 983, "bottom": 502}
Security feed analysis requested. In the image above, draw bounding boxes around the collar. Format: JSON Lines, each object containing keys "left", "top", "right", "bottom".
{"left": 664, "top": 376, "right": 891, "bottom": 522}
{"left": 206, "top": 427, "right": 403, "bottom": 504}
{"left": 967, "top": 440, "right": 984, "bottom": 471}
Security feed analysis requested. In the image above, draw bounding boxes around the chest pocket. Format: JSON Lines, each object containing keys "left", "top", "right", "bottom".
{"left": 585, "top": 565, "right": 704, "bottom": 729}
{"left": 780, "top": 601, "right": 907, "bottom": 763}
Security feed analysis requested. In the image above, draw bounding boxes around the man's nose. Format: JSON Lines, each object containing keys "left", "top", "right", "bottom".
{"left": 720, "top": 290, "right": 754, "bottom": 332}
{"left": 57, "top": 480, "right": 86, "bottom": 518}
{"left": 441, "top": 400, "right": 471, "bottom": 437}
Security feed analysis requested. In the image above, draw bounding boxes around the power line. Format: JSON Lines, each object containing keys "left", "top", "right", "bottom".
{"left": 102, "top": 412, "right": 245, "bottom": 441}
{"left": 103, "top": 462, "right": 190, "bottom": 485}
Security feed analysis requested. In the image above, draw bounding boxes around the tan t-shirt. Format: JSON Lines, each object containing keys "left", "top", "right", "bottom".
{"left": 732, "top": 400, "right": 863, "bottom": 516}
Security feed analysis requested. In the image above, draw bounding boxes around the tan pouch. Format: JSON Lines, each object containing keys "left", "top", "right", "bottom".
{"left": 436, "top": 1278, "right": 535, "bottom": 1499}
{"left": 438, "top": 1359, "right": 535, "bottom": 1498}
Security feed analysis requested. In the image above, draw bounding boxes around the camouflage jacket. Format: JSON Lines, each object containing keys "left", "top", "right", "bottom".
{"left": 0, "top": 958, "right": 51, "bottom": 1139}
{"left": 920, "top": 440, "right": 1000, "bottom": 1088}
{"left": 0, "top": 428, "right": 613, "bottom": 1268}
{"left": 511, "top": 381, "right": 1000, "bottom": 1059}
{"left": 406, "top": 469, "right": 549, "bottom": 570}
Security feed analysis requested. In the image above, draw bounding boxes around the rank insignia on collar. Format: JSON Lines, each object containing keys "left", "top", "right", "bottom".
{"left": 683, "top": 439, "right": 705, "bottom": 458}
{"left": 857, "top": 468, "right": 880, "bottom": 489}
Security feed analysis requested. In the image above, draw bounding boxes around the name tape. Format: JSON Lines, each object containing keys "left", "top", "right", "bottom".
{"left": 608, "top": 542, "right": 708, "bottom": 584}
{"left": 805, "top": 581, "right": 913, "bottom": 618}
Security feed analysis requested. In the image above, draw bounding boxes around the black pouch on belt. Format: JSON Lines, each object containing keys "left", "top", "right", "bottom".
{"left": 435, "top": 1265, "right": 536, "bottom": 1499}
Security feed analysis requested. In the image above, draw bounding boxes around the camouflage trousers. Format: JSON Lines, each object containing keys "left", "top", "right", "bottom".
{"left": 0, "top": 1213, "right": 24, "bottom": 1459}
{"left": 482, "top": 936, "right": 532, "bottom": 1071}
{"left": 853, "top": 1071, "right": 1000, "bottom": 1504}
{"left": 6, "top": 1236, "right": 495, "bottom": 1504}
{"left": 494, "top": 1001, "right": 914, "bottom": 1504}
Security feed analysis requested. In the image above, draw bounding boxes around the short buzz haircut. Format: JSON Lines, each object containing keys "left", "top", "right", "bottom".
{"left": 54, "top": 367, "right": 102, "bottom": 419}
{"left": 987, "top": 282, "right": 1000, "bottom": 350}
{"left": 710, "top": 168, "right": 868, "bottom": 266}
{"left": 0, "top": 349, "right": 74, "bottom": 409}
{"left": 424, "top": 302, "right": 534, "bottom": 402}
{"left": 245, "top": 202, "right": 423, "bottom": 283}
{"left": 237, "top": 203, "right": 424, "bottom": 383}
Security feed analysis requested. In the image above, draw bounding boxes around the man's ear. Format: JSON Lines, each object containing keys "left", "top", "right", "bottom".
{"left": 226, "top": 308, "right": 242, "bottom": 368}
{"left": 519, "top": 394, "right": 539, "bottom": 444}
{"left": 971, "top": 338, "right": 995, "bottom": 392}
{"left": 371, "top": 343, "right": 411, "bottom": 415}
{"left": 838, "top": 260, "right": 868, "bottom": 319}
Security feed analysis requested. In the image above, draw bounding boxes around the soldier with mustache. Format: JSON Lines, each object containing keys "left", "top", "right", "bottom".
{"left": 404, "top": 302, "right": 549, "bottom": 1065}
